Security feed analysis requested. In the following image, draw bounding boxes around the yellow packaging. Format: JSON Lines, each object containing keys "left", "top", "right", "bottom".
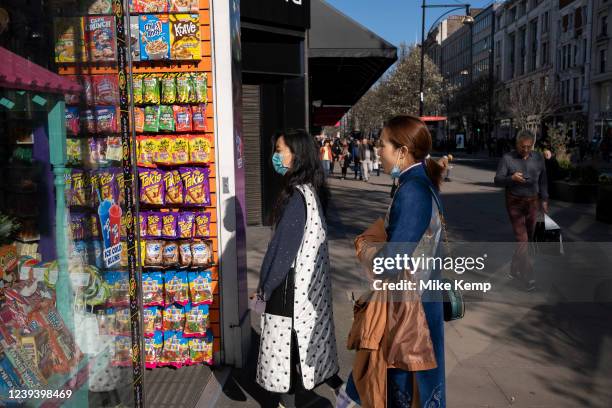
{"left": 169, "top": 14, "right": 201, "bottom": 60}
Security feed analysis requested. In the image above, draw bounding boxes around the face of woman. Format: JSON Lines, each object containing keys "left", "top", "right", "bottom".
{"left": 276, "top": 136, "right": 293, "bottom": 168}
{"left": 379, "top": 129, "right": 406, "bottom": 174}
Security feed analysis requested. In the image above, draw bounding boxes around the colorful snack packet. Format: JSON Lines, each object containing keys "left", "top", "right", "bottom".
{"left": 188, "top": 271, "right": 213, "bottom": 306}
{"left": 161, "top": 213, "right": 178, "bottom": 239}
{"left": 177, "top": 212, "right": 194, "bottom": 239}
{"left": 184, "top": 304, "right": 209, "bottom": 337}
{"left": 160, "top": 331, "right": 189, "bottom": 368}
{"left": 145, "top": 331, "right": 163, "bottom": 368}
{"left": 169, "top": 14, "right": 201, "bottom": 60}
{"left": 188, "top": 135, "right": 213, "bottom": 164}
{"left": 98, "top": 169, "right": 119, "bottom": 204}
{"left": 178, "top": 241, "right": 192, "bottom": 267}
{"left": 113, "top": 307, "right": 131, "bottom": 336}
{"left": 67, "top": 138, "right": 83, "bottom": 166}
{"left": 69, "top": 169, "right": 88, "bottom": 207}
{"left": 176, "top": 74, "right": 193, "bottom": 103}
{"left": 193, "top": 73, "right": 208, "bottom": 103}
{"left": 138, "top": 212, "right": 148, "bottom": 238}
{"left": 159, "top": 105, "right": 175, "bottom": 132}
{"left": 187, "top": 333, "right": 213, "bottom": 365}
{"left": 169, "top": 0, "right": 199, "bottom": 13}
{"left": 191, "top": 104, "right": 207, "bottom": 132}
{"left": 96, "top": 106, "right": 118, "bottom": 133}
{"left": 132, "top": 74, "right": 144, "bottom": 105}
{"left": 66, "top": 107, "right": 80, "bottom": 135}
{"left": 194, "top": 212, "right": 211, "bottom": 238}
{"left": 144, "top": 105, "right": 161, "bottom": 133}
{"left": 180, "top": 167, "right": 211, "bottom": 206}
{"left": 173, "top": 105, "right": 192, "bottom": 132}
{"left": 162, "top": 304, "right": 185, "bottom": 332}
{"left": 143, "top": 273, "right": 166, "bottom": 306}
{"left": 165, "top": 271, "right": 189, "bottom": 305}
{"left": 171, "top": 135, "right": 190, "bottom": 165}
{"left": 144, "top": 240, "right": 164, "bottom": 266}
{"left": 139, "top": 168, "right": 165, "bottom": 205}
{"left": 112, "top": 336, "right": 132, "bottom": 367}
{"left": 107, "top": 136, "right": 122, "bottom": 162}
{"left": 163, "top": 241, "right": 179, "bottom": 266}
{"left": 134, "top": 106, "right": 145, "bottom": 133}
{"left": 143, "top": 307, "right": 162, "bottom": 336}
{"left": 155, "top": 135, "right": 174, "bottom": 165}
{"left": 191, "top": 241, "right": 213, "bottom": 267}
{"left": 137, "top": 136, "right": 158, "bottom": 168}
{"left": 115, "top": 169, "right": 125, "bottom": 206}
{"left": 163, "top": 169, "right": 184, "bottom": 205}
{"left": 143, "top": 75, "right": 161, "bottom": 104}
{"left": 70, "top": 213, "right": 87, "bottom": 240}
{"left": 90, "top": 214, "right": 101, "bottom": 238}
{"left": 146, "top": 212, "right": 162, "bottom": 238}
{"left": 161, "top": 75, "right": 177, "bottom": 104}
{"left": 106, "top": 271, "right": 130, "bottom": 307}
{"left": 120, "top": 240, "right": 128, "bottom": 267}
{"left": 138, "top": 0, "right": 169, "bottom": 13}
{"left": 93, "top": 74, "right": 119, "bottom": 105}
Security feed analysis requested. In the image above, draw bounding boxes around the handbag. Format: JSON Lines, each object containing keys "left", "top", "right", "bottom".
{"left": 533, "top": 213, "right": 564, "bottom": 256}
{"left": 255, "top": 268, "right": 295, "bottom": 393}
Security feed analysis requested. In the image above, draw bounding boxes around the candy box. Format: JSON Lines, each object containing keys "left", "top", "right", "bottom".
{"left": 139, "top": 15, "right": 170, "bottom": 61}
{"left": 169, "top": 14, "right": 201, "bottom": 60}
{"left": 54, "top": 17, "right": 85, "bottom": 63}
{"left": 85, "top": 16, "right": 116, "bottom": 62}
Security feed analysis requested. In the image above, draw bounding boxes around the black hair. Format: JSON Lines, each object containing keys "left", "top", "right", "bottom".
{"left": 270, "top": 129, "right": 330, "bottom": 226}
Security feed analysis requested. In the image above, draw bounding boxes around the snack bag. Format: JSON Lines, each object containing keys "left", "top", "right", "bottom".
{"left": 115, "top": 169, "right": 125, "bottom": 206}
{"left": 93, "top": 74, "right": 119, "bottom": 105}
{"left": 130, "top": 15, "right": 141, "bottom": 62}
{"left": 87, "top": 138, "right": 109, "bottom": 166}
{"left": 184, "top": 304, "right": 209, "bottom": 337}
{"left": 191, "top": 104, "right": 208, "bottom": 132}
{"left": 178, "top": 241, "right": 192, "bottom": 267}
{"left": 144, "top": 240, "right": 164, "bottom": 266}
{"left": 106, "top": 271, "right": 130, "bottom": 307}
{"left": 164, "top": 271, "right": 189, "bottom": 305}
{"left": 188, "top": 331, "right": 213, "bottom": 365}
{"left": 146, "top": 212, "right": 162, "bottom": 238}
{"left": 139, "top": 15, "right": 170, "bottom": 61}
{"left": 69, "top": 169, "right": 88, "bottom": 207}
{"left": 161, "top": 75, "right": 177, "bottom": 104}
{"left": 67, "top": 138, "right": 83, "bottom": 166}
{"left": 112, "top": 336, "right": 132, "bottom": 367}
{"left": 95, "top": 106, "right": 119, "bottom": 133}
{"left": 138, "top": 0, "right": 169, "bottom": 13}
{"left": 113, "top": 307, "right": 131, "bottom": 336}
{"left": 157, "top": 106, "right": 175, "bottom": 132}
{"left": 169, "top": 0, "right": 198, "bottom": 13}
{"left": 87, "top": 0, "right": 113, "bottom": 14}
{"left": 139, "top": 168, "right": 165, "bottom": 205}
{"left": 120, "top": 240, "right": 128, "bottom": 267}
{"left": 70, "top": 213, "right": 87, "bottom": 240}
{"left": 173, "top": 105, "right": 192, "bottom": 132}
{"left": 170, "top": 14, "right": 201, "bottom": 60}
{"left": 137, "top": 136, "right": 158, "bottom": 168}
{"left": 180, "top": 167, "right": 211, "bottom": 206}
{"left": 143, "top": 307, "right": 162, "bottom": 336}
{"left": 85, "top": 16, "right": 116, "bottom": 62}
{"left": 161, "top": 213, "right": 178, "bottom": 239}
{"left": 176, "top": 74, "right": 194, "bottom": 103}
{"left": 188, "top": 270, "right": 213, "bottom": 306}
{"left": 163, "top": 241, "right": 179, "bottom": 266}
{"left": 138, "top": 213, "right": 148, "bottom": 238}
{"left": 134, "top": 107, "right": 145, "bottom": 133}
{"left": 177, "top": 212, "right": 195, "bottom": 239}
{"left": 194, "top": 212, "right": 211, "bottom": 238}
{"left": 90, "top": 214, "right": 101, "bottom": 238}
{"left": 171, "top": 135, "right": 190, "bottom": 165}
{"left": 98, "top": 169, "right": 119, "bottom": 204}
{"left": 154, "top": 135, "right": 174, "bottom": 165}
{"left": 191, "top": 240, "right": 213, "bottom": 267}
{"left": 142, "top": 272, "right": 164, "bottom": 306}
{"left": 143, "top": 75, "right": 161, "bottom": 104}
{"left": 54, "top": 17, "right": 85, "bottom": 63}
{"left": 163, "top": 169, "right": 184, "bottom": 205}
{"left": 107, "top": 137, "right": 122, "bottom": 162}
{"left": 188, "top": 135, "right": 213, "bottom": 164}
{"left": 162, "top": 304, "right": 185, "bottom": 332}
{"left": 132, "top": 74, "right": 144, "bottom": 105}
{"left": 160, "top": 331, "right": 188, "bottom": 368}
{"left": 145, "top": 331, "right": 163, "bottom": 368}
{"left": 193, "top": 73, "right": 208, "bottom": 103}
{"left": 144, "top": 105, "right": 161, "bottom": 133}
{"left": 66, "top": 107, "right": 80, "bottom": 135}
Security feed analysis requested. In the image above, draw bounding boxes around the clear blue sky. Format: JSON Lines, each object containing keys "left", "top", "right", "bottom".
{"left": 326, "top": 0, "right": 497, "bottom": 47}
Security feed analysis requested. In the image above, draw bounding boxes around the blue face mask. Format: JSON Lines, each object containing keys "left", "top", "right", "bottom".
{"left": 390, "top": 151, "right": 402, "bottom": 179}
{"left": 272, "top": 152, "right": 289, "bottom": 175}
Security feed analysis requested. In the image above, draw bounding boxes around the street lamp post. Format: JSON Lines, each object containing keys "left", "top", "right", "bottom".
{"left": 419, "top": 0, "right": 473, "bottom": 117}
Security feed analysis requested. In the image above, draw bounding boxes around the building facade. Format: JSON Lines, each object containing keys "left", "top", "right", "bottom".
{"left": 590, "top": 0, "right": 612, "bottom": 148}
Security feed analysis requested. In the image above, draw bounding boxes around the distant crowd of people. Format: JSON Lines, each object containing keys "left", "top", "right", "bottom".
{"left": 317, "top": 136, "right": 382, "bottom": 182}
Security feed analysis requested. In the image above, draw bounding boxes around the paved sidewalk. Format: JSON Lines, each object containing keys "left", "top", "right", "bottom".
{"left": 216, "top": 158, "right": 612, "bottom": 408}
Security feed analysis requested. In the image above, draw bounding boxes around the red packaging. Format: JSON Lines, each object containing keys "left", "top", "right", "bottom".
{"left": 191, "top": 104, "right": 207, "bottom": 132}
{"left": 85, "top": 16, "right": 117, "bottom": 62}
{"left": 173, "top": 105, "right": 192, "bottom": 132}
{"left": 93, "top": 74, "right": 119, "bottom": 105}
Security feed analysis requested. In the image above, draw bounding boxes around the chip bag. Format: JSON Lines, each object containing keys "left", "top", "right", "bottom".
{"left": 173, "top": 105, "right": 192, "bottom": 132}
{"left": 171, "top": 135, "right": 190, "bottom": 165}
{"left": 191, "top": 104, "right": 207, "bottom": 132}
{"left": 132, "top": 74, "right": 144, "bottom": 105}
{"left": 155, "top": 135, "right": 174, "bottom": 165}
{"left": 144, "top": 240, "right": 164, "bottom": 267}
{"left": 143, "top": 75, "right": 161, "bottom": 104}
{"left": 188, "top": 135, "right": 212, "bottom": 165}
{"left": 163, "top": 169, "right": 184, "bottom": 205}
{"left": 194, "top": 212, "right": 211, "bottom": 238}
{"left": 161, "top": 213, "right": 178, "bottom": 239}
{"left": 178, "top": 241, "right": 192, "bottom": 267}
{"left": 134, "top": 106, "right": 145, "bottom": 133}
{"left": 163, "top": 241, "right": 179, "bottom": 266}
{"left": 146, "top": 212, "right": 162, "bottom": 238}
{"left": 144, "top": 105, "right": 161, "bottom": 133}
{"left": 177, "top": 212, "right": 194, "bottom": 239}
{"left": 139, "top": 168, "right": 165, "bottom": 205}
{"left": 193, "top": 73, "right": 208, "bottom": 103}
{"left": 159, "top": 105, "right": 175, "bottom": 132}
{"left": 180, "top": 167, "right": 211, "bottom": 206}
{"left": 176, "top": 74, "right": 193, "bottom": 103}
{"left": 191, "top": 240, "right": 213, "bottom": 267}
{"left": 137, "top": 136, "right": 158, "bottom": 168}
{"left": 161, "top": 75, "right": 177, "bottom": 104}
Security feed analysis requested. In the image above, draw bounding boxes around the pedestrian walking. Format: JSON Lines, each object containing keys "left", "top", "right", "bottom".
{"left": 352, "top": 139, "right": 363, "bottom": 180}
{"left": 331, "top": 138, "right": 342, "bottom": 175}
{"left": 252, "top": 129, "right": 340, "bottom": 408}
{"left": 339, "top": 115, "right": 447, "bottom": 408}
{"left": 340, "top": 142, "right": 352, "bottom": 180}
{"left": 494, "top": 130, "right": 548, "bottom": 291}
{"left": 359, "top": 138, "right": 373, "bottom": 182}
{"left": 320, "top": 139, "right": 333, "bottom": 177}
{"left": 373, "top": 140, "right": 381, "bottom": 176}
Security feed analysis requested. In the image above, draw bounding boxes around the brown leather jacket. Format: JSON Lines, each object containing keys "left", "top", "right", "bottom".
{"left": 347, "top": 218, "right": 437, "bottom": 408}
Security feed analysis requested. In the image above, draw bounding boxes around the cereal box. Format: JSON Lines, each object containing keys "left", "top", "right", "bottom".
{"left": 169, "top": 14, "right": 201, "bottom": 60}
{"left": 86, "top": 0, "right": 113, "bottom": 14}
{"left": 137, "top": 0, "right": 169, "bottom": 13}
{"left": 85, "top": 16, "right": 116, "bottom": 62}
{"left": 169, "top": 0, "right": 199, "bottom": 13}
{"left": 54, "top": 17, "right": 85, "bottom": 63}
{"left": 139, "top": 15, "right": 171, "bottom": 61}
{"left": 130, "top": 16, "right": 141, "bottom": 62}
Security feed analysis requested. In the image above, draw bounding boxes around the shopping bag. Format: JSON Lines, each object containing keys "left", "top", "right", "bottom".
{"left": 533, "top": 214, "right": 564, "bottom": 255}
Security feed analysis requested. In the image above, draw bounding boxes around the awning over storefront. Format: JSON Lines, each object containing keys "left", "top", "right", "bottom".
{"left": 0, "top": 46, "right": 81, "bottom": 94}
{"left": 309, "top": 0, "right": 397, "bottom": 127}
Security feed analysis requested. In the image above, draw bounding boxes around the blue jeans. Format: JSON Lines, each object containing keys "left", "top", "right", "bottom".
{"left": 322, "top": 160, "right": 331, "bottom": 176}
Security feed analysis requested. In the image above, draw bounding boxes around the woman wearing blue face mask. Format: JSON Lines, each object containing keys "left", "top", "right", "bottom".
{"left": 339, "top": 115, "right": 447, "bottom": 408}
{"left": 252, "top": 129, "right": 340, "bottom": 408}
